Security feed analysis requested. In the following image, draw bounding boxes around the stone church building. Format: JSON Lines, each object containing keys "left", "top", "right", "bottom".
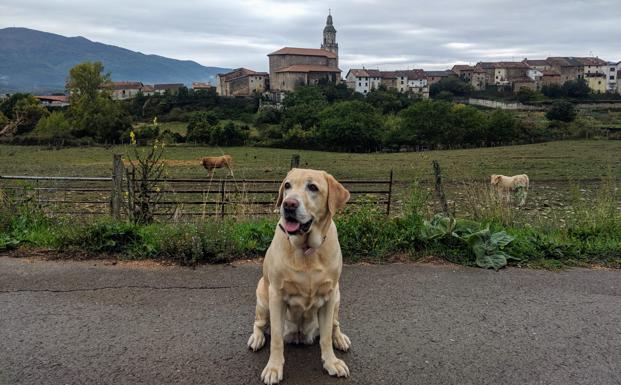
{"left": 268, "top": 13, "right": 341, "bottom": 92}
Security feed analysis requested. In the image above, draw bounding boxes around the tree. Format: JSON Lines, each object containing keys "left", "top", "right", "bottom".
{"left": 281, "top": 87, "right": 328, "bottom": 130}
{"left": 516, "top": 87, "right": 538, "bottom": 103}
{"left": 66, "top": 61, "right": 111, "bottom": 103}
{"left": 0, "top": 93, "right": 31, "bottom": 119}
{"left": 209, "top": 121, "right": 248, "bottom": 146}
{"left": 546, "top": 100, "right": 577, "bottom": 122}
{"left": 448, "top": 103, "right": 487, "bottom": 145}
{"left": 11, "top": 95, "right": 50, "bottom": 135}
{"left": 487, "top": 110, "right": 517, "bottom": 144}
{"left": 365, "top": 86, "right": 412, "bottom": 114}
{"left": 66, "top": 62, "right": 131, "bottom": 142}
{"left": 398, "top": 100, "right": 453, "bottom": 146}
{"left": 430, "top": 77, "right": 473, "bottom": 98}
{"left": 541, "top": 84, "right": 564, "bottom": 98}
{"left": 31, "top": 111, "right": 73, "bottom": 142}
{"left": 562, "top": 79, "right": 590, "bottom": 98}
{"left": 316, "top": 101, "right": 383, "bottom": 152}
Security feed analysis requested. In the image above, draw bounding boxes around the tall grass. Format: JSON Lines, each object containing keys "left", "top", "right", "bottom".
{"left": 1, "top": 179, "right": 620, "bottom": 268}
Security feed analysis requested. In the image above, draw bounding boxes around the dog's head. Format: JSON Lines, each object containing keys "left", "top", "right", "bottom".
{"left": 490, "top": 174, "right": 502, "bottom": 185}
{"left": 276, "top": 168, "right": 350, "bottom": 237}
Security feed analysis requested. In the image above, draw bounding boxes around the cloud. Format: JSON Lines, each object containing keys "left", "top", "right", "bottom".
{"left": 1, "top": 0, "right": 620, "bottom": 72}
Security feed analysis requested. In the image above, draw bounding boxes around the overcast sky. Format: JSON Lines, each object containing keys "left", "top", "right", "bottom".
{"left": 2, "top": 0, "right": 620, "bottom": 71}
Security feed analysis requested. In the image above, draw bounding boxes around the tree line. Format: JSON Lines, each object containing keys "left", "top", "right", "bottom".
{"left": 0, "top": 61, "right": 599, "bottom": 151}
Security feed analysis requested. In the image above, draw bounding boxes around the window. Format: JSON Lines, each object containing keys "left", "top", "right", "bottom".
{"left": 364, "top": 89, "right": 367, "bottom": 93}
{"left": 611, "top": 75, "right": 616, "bottom": 80}
{"left": 612, "top": 68, "right": 616, "bottom": 72}
{"left": 365, "top": 82, "right": 368, "bottom": 86}
{"left": 359, "top": 82, "right": 361, "bottom": 86}
{"left": 401, "top": 80, "right": 404, "bottom": 84}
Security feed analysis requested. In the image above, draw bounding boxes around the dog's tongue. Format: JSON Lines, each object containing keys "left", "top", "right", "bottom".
{"left": 284, "top": 220, "right": 300, "bottom": 233}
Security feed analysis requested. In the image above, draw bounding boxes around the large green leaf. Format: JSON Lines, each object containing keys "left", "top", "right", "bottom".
{"left": 490, "top": 231, "right": 515, "bottom": 248}
{"left": 476, "top": 251, "right": 509, "bottom": 270}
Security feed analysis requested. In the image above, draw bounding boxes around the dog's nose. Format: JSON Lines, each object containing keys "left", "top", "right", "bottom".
{"left": 283, "top": 198, "right": 299, "bottom": 211}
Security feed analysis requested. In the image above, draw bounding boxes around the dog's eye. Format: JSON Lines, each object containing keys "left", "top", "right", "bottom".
{"left": 307, "top": 183, "right": 318, "bottom": 192}
{"left": 284, "top": 182, "right": 291, "bottom": 190}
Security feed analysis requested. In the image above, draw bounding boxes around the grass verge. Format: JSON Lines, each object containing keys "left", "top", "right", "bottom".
{"left": 1, "top": 181, "right": 620, "bottom": 269}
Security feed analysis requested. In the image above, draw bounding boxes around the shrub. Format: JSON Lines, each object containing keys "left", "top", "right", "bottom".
{"left": 546, "top": 100, "right": 577, "bottom": 122}
{"left": 31, "top": 111, "right": 74, "bottom": 142}
{"left": 316, "top": 101, "right": 383, "bottom": 152}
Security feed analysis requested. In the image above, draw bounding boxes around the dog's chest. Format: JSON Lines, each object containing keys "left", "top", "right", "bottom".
{"left": 281, "top": 273, "right": 333, "bottom": 310}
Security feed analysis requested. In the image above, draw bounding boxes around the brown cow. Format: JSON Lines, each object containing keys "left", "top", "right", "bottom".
{"left": 202, "top": 155, "right": 234, "bottom": 177}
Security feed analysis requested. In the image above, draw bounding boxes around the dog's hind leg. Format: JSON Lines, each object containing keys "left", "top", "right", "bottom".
{"left": 248, "top": 277, "right": 269, "bottom": 351}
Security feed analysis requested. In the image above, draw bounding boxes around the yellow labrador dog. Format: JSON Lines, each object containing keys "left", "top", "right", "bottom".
{"left": 248, "top": 168, "right": 351, "bottom": 384}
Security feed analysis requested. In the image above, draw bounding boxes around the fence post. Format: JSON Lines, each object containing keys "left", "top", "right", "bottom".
{"left": 386, "top": 169, "right": 393, "bottom": 216}
{"left": 220, "top": 179, "right": 226, "bottom": 219}
{"left": 432, "top": 160, "right": 449, "bottom": 216}
{"left": 290, "top": 154, "right": 300, "bottom": 169}
{"left": 111, "top": 154, "right": 123, "bottom": 219}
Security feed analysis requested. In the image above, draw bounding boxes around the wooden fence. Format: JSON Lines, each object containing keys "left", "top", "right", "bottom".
{"left": 1, "top": 155, "right": 394, "bottom": 221}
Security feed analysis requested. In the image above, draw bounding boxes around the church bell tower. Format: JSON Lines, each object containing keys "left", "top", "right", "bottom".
{"left": 321, "top": 10, "right": 338, "bottom": 60}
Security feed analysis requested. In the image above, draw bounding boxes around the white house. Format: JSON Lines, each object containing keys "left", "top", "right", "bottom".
{"left": 345, "top": 69, "right": 382, "bottom": 94}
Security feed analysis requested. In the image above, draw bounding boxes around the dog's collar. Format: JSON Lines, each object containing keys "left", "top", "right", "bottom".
{"left": 278, "top": 223, "right": 326, "bottom": 256}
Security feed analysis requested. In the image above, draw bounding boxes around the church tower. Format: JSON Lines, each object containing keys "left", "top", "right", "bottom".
{"left": 321, "top": 11, "right": 338, "bottom": 60}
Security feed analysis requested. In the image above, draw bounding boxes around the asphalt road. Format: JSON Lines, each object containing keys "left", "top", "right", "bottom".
{"left": 0, "top": 256, "right": 620, "bottom": 385}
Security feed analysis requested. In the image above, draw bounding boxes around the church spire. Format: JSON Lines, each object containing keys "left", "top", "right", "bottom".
{"left": 321, "top": 10, "right": 338, "bottom": 58}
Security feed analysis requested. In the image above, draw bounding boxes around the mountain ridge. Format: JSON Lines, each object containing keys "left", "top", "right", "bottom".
{"left": 0, "top": 27, "right": 230, "bottom": 93}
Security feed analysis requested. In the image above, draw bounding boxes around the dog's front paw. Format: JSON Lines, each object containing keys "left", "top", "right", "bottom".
{"left": 333, "top": 331, "right": 351, "bottom": 351}
{"left": 261, "top": 361, "right": 284, "bottom": 384}
{"left": 323, "top": 357, "right": 350, "bottom": 378}
{"left": 247, "top": 331, "right": 266, "bottom": 351}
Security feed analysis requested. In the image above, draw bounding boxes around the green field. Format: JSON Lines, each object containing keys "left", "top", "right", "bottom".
{"left": 1, "top": 140, "right": 619, "bottom": 184}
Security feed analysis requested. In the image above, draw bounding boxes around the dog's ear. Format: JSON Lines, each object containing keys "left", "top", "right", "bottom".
{"left": 325, "top": 172, "right": 350, "bottom": 217}
{"left": 275, "top": 179, "right": 285, "bottom": 209}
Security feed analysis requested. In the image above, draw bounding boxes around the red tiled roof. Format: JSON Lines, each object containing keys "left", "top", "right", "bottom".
{"left": 406, "top": 69, "right": 426, "bottom": 79}
{"left": 154, "top": 83, "right": 184, "bottom": 90}
{"left": 275, "top": 64, "right": 341, "bottom": 73}
{"left": 109, "top": 81, "right": 143, "bottom": 90}
{"left": 348, "top": 69, "right": 382, "bottom": 78}
{"left": 142, "top": 85, "right": 154, "bottom": 92}
{"left": 452, "top": 64, "right": 473, "bottom": 71}
{"left": 576, "top": 57, "right": 607, "bottom": 66}
{"left": 380, "top": 71, "right": 397, "bottom": 79}
{"left": 35, "top": 95, "right": 69, "bottom": 103}
{"left": 546, "top": 57, "right": 584, "bottom": 67}
{"left": 192, "top": 82, "right": 212, "bottom": 89}
{"left": 268, "top": 47, "right": 337, "bottom": 59}
{"left": 495, "top": 61, "right": 530, "bottom": 69}
{"left": 522, "top": 59, "right": 549, "bottom": 66}
{"left": 424, "top": 70, "right": 455, "bottom": 77}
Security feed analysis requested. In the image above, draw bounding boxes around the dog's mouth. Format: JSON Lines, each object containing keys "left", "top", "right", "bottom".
{"left": 283, "top": 217, "right": 313, "bottom": 235}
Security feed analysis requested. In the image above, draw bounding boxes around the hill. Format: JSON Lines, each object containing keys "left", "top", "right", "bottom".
{"left": 0, "top": 27, "right": 230, "bottom": 93}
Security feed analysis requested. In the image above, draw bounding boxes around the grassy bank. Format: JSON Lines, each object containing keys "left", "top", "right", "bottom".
{"left": 2, "top": 182, "right": 620, "bottom": 269}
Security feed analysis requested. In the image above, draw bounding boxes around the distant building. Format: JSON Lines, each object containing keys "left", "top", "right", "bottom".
{"left": 34, "top": 95, "right": 70, "bottom": 107}
{"left": 605, "top": 62, "right": 618, "bottom": 93}
{"left": 216, "top": 68, "right": 268, "bottom": 96}
{"left": 585, "top": 73, "right": 607, "bottom": 93}
{"left": 540, "top": 70, "right": 562, "bottom": 88}
{"left": 345, "top": 68, "right": 428, "bottom": 98}
{"left": 109, "top": 81, "right": 143, "bottom": 100}
{"left": 451, "top": 64, "right": 474, "bottom": 82}
{"left": 424, "top": 70, "right": 457, "bottom": 86}
{"left": 546, "top": 57, "right": 585, "bottom": 84}
{"left": 522, "top": 59, "right": 551, "bottom": 72}
{"left": 471, "top": 67, "right": 487, "bottom": 91}
{"left": 192, "top": 82, "right": 213, "bottom": 91}
{"left": 154, "top": 83, "right": 184, "bottom": 95}
{"left": 268, "top": 13, "right": 341, "bottom": 92}
{"left": 142, "top": 85, "right": 155, "bottom": 96}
